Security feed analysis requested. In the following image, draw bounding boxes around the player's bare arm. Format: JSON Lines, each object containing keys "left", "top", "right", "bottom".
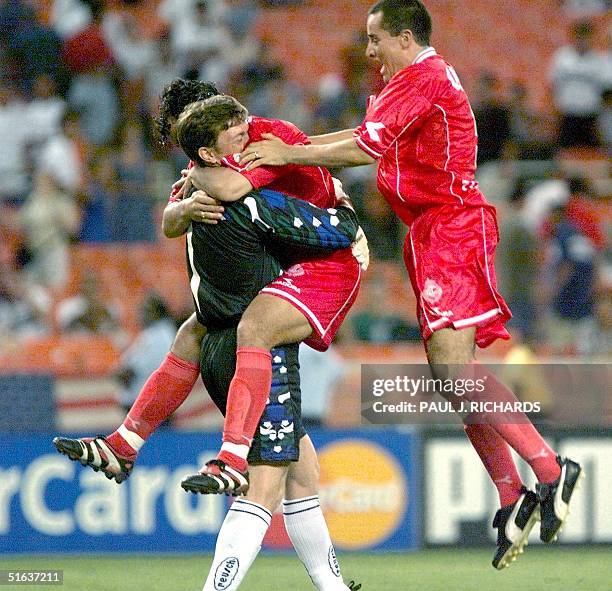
{"left": 186, "top": 165, "right": 254, "bottom": 202}
{"left": 162, "top": 190, "right": 224, "bottom": 237}
{"left": 241, "top": 133, "right": 374, "bottom": 169}
{"left": 308, "top": 128, "right": 356, "bottom": 145}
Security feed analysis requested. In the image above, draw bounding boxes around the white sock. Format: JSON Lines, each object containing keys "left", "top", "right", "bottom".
{"left": 283, "top": 496, "right": 347, "bottom": 591}
{"left": 203, "top": 499, "right": 271, "bottom": 591}
{"left": 117, "top": 425, "right": 145, "bottom": 452}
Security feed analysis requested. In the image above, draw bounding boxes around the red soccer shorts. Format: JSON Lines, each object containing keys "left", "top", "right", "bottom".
{"left": 261, "top": 250, "right": 361, "bottom": 351}
{"left": 404, "top": 204, "right": 512, "bottom": 348}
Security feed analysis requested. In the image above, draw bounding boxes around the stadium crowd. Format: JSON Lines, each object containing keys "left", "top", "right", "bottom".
{"left": 0, "top": 0, "right": 610, "bottom": 360}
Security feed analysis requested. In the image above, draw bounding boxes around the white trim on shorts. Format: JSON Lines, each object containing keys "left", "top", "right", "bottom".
{"left": 261, "top": 264, "right": 361, "bottom": 339}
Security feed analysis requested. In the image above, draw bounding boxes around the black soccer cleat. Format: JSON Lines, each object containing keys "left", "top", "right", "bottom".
{"left": 347, "top": 581, "right": 362, "bottom": 590}
{"left": 53, "top": 436, "right": 134, "bottom": 483}
{"left": 536, "top": 456, "right": 584, "bottom": 543}
{"left": 492, "top": 488, "right": 540, "bottom": 570}
{"left": 181, "top": 459, "right": 249, "bottom": 496}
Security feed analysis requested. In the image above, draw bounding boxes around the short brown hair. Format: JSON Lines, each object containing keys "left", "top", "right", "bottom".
{"left": 174, "top": 95, "right": 248, "bottom": 165}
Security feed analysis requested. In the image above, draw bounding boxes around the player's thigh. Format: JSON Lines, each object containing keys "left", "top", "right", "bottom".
{"left": 170, "top": 312, "right": 207, "bottom": 363}
{"left": 237, "top": 293, "right": 312, "bottom": 349}
{"left": 426, "top": 326, "right": 476, "bottom": 377}
{"left": 244, "top": 463, "right": 290, "bottom": 513}
{"left": 285, "top": 435, "right": 320, "bottom": 500}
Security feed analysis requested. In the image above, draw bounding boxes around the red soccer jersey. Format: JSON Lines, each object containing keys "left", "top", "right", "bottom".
{"left": 221, "top": 116, "right": 336, "bottom": 208}
{"left": 354, "top": 48, "right": 489, "bottom": 225}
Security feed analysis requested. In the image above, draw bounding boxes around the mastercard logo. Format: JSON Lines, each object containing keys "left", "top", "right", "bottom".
{"left": 318, "top": 439, "right": 407, "bottom": 549}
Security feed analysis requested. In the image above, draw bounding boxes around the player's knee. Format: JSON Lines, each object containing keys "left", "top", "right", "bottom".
{"left": 287, "top": 455, "right": 320, "bottom": 497}
{"left": 246, "top": 474, "right": 286, "bottom": 512}
{"left": 236, "top": 315, "right": 271, "bottom": 349}
{"left": 171, "top": 313, "right": 207, "bottom": 362}
{"left": 426, "top": 328, "right": 475, "bottom": 370}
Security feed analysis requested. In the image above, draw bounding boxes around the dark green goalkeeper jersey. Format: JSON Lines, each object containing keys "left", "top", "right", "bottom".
{"left": 186, "top": 187, "right": 359, "bottom": 330}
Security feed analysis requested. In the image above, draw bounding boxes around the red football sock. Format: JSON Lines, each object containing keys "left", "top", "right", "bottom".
{"left": 218, "top": 347, "right": 272, "bottom": 472}
{"left": 106, "top": 352, "right": 200, "bottom": 458}
{"left": 466, "top": 363, "right": 562, "bottom": 484}
{"left": 464, "top": 424, "right": 523, "bottom": 507}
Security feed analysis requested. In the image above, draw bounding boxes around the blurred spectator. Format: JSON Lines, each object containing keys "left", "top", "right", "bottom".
{"left": 473, "top": 72, "right": 512, "bottom": 164}
{"left": 78, "top": 152, "right": 117, "bottom": 243}
{"left": 508, "top": 80, "right": 554, "bottom": 160}
{"left": 496, "top": 181, "right": 539, "bottom": 341}
{"left": 24, "top": 74, "right": 66, "bottom": 145}
{"left": 56, "top": 272, "right": 120, "bottom": 333}
{"left": 4, "top": 1, "right": 65, "bottom": 93}
{"left": 544, "top": 202, "right": 600, "bottom": 355}
{"left": 38, "top": 109, "right": 86, "bottom": 196}
{"left": 561, "top": 0, "right": 609, "bottom": 17}
{"left": 111, "top": 119, "right": 156, "bottom": 241}
{"left": 0, "top": 262, "right": 50, "bottom": 339}
{"left": 0, "top": 81, "right": 30, "bottom": 202}
{"left": 313, "top": 73, "right": 351, "bottom": 133}
{"left": 49, "top": 0, "right": 92, "bottom": 40}
{"left": 593, "top": 278, "right": 612, "bottom": 356}
{"left": 523, "top": 176, "right": 571, "bottom": 233}
{"left": 159, "top": 0, "right": 227, "bottom": 26}
{"left": 549, "top": 21, "right": 611, "bottom": 148}
{"left": 351, "top": 267, "right": 419, "bottom": 343}
{"left": 341, "top": 31, "right": 383, "bottom": 118}
{"left": 115, "top": 292, "right": 176, "bottom": 414}
{"left": 299, "top": 344, "right": 346, "bottom": 428}
{"left": 247, "top": 65, "right": 312, "bottom": 132}
{"left": 358, "top": 182, "right": 402, "bottom": 261}
{"left": 102, "top": 11, "right": 155, "bottom": 82}
{"left": 224, "top": 0, "right": 259, "bottom": 38}
{"left": 161, "top": 0, "right": 231, "bottom": 82}
{"left": 540, "top": 176, "right": 606, "bottom": 251}
{"left": 67, "top": 63, "right": 120, "bottom": 147}
{"left": 598, "top": 88, "right": 612, "bottom": 151}
{"left": 236, "top": 43, "right": 283, "bottom": 101}
{"left": 144, "top": 29, "right": 181, "bottom": 116}
{"left": 475, "top": 143, "right": 520, "bottom": 206}
{"left": 61, "top": 1, "right": 114, "bottom": 74}
{"left": 19, "top": 171, "right": 80, "bottom": 290}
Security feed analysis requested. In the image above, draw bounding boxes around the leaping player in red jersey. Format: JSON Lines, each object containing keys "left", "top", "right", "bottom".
{"left": 237, "top": 0, "right": 583, "bottom": 571}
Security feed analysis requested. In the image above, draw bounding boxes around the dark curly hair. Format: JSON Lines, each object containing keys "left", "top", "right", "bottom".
{"left": 155, "top": 79, "right": 220, "bottom": 144}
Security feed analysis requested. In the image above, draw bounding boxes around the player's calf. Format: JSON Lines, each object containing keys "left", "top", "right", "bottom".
{"left": 537, "top": 456, "right": 584, "bottom": 543}
{"left": 52, "top": 436, "right": 135, "bottom": 483}
{"left": 492, "top": 487, "right": 540, "bottom": 570}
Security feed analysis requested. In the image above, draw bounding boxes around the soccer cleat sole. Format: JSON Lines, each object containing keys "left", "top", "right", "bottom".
{"left": 52, "top": 437, "right": 130, "bottom": 484}
{"left": 180, "top": 473, "right": 249, "bottom": 496}
{"left": 542, "top": 468, "right": 585, "bottom": 544}
{"left": 494, "top": 506, "right": 540, "bottom": 571}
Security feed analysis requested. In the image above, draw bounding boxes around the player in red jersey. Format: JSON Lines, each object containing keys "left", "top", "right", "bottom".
{"left": 239, "top": 0, "right": 583, "bottom": 570}
{"left": 171, "top": 95, "right": 364, "bottom": 493}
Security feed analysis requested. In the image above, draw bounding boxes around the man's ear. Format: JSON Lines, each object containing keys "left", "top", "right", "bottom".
{"left": 399, "top": 28, "right": 414, "bottom": 49}
{"left": 198, "top": 146, "right": 219, "bottom": 165}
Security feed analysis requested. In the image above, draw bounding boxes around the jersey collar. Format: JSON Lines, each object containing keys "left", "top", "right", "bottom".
{"left": 412, "top": 46, "right": 437, "bottom": 65}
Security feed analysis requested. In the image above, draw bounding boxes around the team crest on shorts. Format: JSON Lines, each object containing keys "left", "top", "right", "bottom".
{"left": 423, "top": 278, "right": 443, "bottom": 305}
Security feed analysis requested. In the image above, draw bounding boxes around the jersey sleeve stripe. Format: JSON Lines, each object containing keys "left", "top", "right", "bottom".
{"left": 354, "top": 135, "right": 382, "bottom": 159}
{"left": 221, "top": 157, "right": 247, "bottom": 173}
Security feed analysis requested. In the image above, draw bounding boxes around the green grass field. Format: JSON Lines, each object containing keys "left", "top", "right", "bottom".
{"left": 3, "top": 548, "right": 611, "bottom": 591}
